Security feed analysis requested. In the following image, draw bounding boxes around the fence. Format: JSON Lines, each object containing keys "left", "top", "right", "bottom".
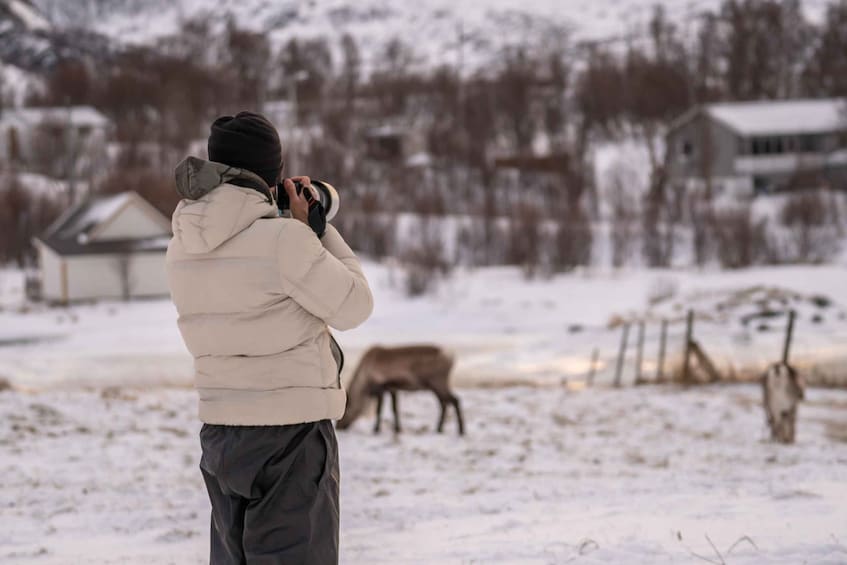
{"left": 581, "top": 308, "right": 813, "bottom": 388}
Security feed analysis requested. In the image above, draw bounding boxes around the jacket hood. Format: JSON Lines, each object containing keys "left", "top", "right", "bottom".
{"left": 172, "top": 156, "right": 279, "bottom": 253}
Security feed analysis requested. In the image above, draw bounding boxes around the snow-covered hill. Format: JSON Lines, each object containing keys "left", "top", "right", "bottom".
{"left": 24, "top": 0, "right": 834, "bottom": 73}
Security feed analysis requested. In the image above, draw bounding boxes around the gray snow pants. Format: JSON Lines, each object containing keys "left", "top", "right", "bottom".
{"left": 199, "top": 419, "right": 340, "bottom": 565}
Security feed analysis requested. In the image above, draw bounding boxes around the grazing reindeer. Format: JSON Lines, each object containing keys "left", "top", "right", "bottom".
{"left": 336, "top": 345, "right": 464, "bottom": 435}
{"left": 762, "top": 361, "right": 805, "bottom": 444}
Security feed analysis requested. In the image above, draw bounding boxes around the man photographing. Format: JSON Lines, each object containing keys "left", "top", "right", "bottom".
{"left": 166, "top": 111, "right": 373, "bottom": 564}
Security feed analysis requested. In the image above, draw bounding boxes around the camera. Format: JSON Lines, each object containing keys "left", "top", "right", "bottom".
{"left": 276, "top": 179, "right": 340, "bottom": 221}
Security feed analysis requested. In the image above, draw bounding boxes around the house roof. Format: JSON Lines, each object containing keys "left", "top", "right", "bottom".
{"left": 699, "top": 98, "right": 847, "bottom": 137}
{"left": 0, "top": 105, "right": 110, "bottom": 128}
{"left": 38, "top": 235, "right": 171, "bottom": 256}
{"left": 38, "top": 191, "right": 171, "bottom": 256}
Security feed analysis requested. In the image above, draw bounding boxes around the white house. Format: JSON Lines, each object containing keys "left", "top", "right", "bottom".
{"left": 33, "top": 191, "right": 172, "bottom": 303}
{"left": 667, "top": 98, "right": 847, "bottom": 194}
{"left": 0, "top": 105, "right": 111, "bottom": 171}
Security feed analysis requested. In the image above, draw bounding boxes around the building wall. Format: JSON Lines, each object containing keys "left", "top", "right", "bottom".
{"left": 37, "top": 242, "right": 65, "bottom": 302}
{"left": 94, "top": 202, "right": 170, "bottom": 240}
{"left": 63, "top": 252, "right": 168, "bottom": 302}
{"left": 667, "top": 111, "right": 740, "bottom": 183}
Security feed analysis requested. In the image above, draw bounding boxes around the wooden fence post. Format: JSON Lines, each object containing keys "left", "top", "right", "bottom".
{"left": 682, "top": 310, "right": 694, "bottom": 383}
{"left": 587, "top": 347, "right": 599, "bottom": 387}
{"left": 614, "top": 323, "right": 630, "bottom": 387}
{"left": 656, "top": 319, "right": 668, "bottom": 382}
{"left": 782, "top": 309, "right": 796, "bottom": 365}
{"left": 634, "top": 320, "right": 646, "bottom": 384}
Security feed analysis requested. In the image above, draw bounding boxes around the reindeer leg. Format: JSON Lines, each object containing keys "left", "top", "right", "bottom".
{"left": 451, "top": 394, "right": 465, "bottom": 436}
{"left": 436, "top": 397, "right": 447, "bottom": 434}
{"left": 390, "top": 390, "right": 401, "bottom": 433}
{"left": 373, "top": 389, "right": 384, "bottom": 434}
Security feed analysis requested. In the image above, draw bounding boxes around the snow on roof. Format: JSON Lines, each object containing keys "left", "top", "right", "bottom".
{"left": 2, "top": 105, "right": 110, "bottom": 128}
{"left": 45, "top": 192, "right": 133, "bottom": 242}
{"left": 706, "top": 98, "right": 847, "bottom": 136}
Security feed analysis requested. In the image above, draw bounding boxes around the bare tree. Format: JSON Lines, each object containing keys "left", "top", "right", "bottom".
{"left": 641, "top": 165, "right": 675, "bottom": 267}
{"left": 713, "top": 203, "right": 767, "bottom": 268}
{"left": 777, "top": 190, "right": 841, "bottom": 263}
{"left": 506, "top": 200, "right": 544, "bottom": 278}
{"left": 400, "top": 217, "right": 451, "bottom": 296}
{"left": 339, "top": 34, "right": 360, "bottom": 113}
{"left": 29, "top": 59, "right": 94, "bottom": 107}
{"left": 687, "top": 190, "right": 716, "bottom": 267}
{"left": 720, "top": 0, "right": 811, "bottom": 100}
{"left": 606, "top": 163, "right": 640, "bottom": 268}
{"left": 494, "top": 48, "right": 537, "bottom": 154}
{"left": 224, "top": 18, "right": 272, "bottom": 110}
{"left": 802, "top": 0, "right": 847, "bottom": 97}
{"left": 0, "top": 171, "right": 62, "bottom": 266}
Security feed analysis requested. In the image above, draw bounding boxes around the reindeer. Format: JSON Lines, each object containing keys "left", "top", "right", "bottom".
{"left": 762, "top": 361, "right": 805, "bottom": 444}
{"left": 336, "top": 345, "right": 464, "bottom": 435}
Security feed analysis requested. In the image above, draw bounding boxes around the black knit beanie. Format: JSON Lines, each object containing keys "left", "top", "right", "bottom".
{"left": 207, "top": 111, "right": 282, "bottom": 188}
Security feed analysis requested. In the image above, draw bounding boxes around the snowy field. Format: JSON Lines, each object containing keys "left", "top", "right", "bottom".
{"left": 2, "top": 260, "right": 847, "bottom": 563}
{"left": 1, "top": 383, "right": 846, "bottom": 564}
{"left": 2, "top": 261, "right": 847, "bottom": 390}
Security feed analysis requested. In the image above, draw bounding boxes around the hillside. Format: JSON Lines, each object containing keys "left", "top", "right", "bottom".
{"left": 19, "top": 0, "right": 833, "bottom": 72}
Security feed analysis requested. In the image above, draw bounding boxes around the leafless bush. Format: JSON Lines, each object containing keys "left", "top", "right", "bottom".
{"left": 332, "top": 185, "right": 398, "bottom": 259}
{"left": 506, "top": 201, "right": 544, "bottom": 278}
{"left": 0, "top": 173, "right": 63, "bottom": 266}
{"left": 641, "top": 166, "right": 675, "bottom": 267}
{"left": 712, "top": 204, "right": 768, "bottom": 268}
{"left": 400, "top": 220, "right": 451, "bottom": 297}
{"left": 687, "top": 190, "right": 716, "bottom": 268}
{"left": 774, "top": 190, "right": 841, "bottom": 263}
{"left": 553, "top": 204, "right": 593, "bottom": 272}
{"left": 28, "top": 119, "right": 79, "bottom": 179}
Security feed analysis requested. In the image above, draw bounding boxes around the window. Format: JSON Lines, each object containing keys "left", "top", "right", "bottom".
{"left": 681, "top": 139, "right": 693, "bottom": 158}
{"left": 751, "top": 136, "right": 790, "bottom": 155}
{"left": 785, "top": 137, "right": 795, "bottom": 152}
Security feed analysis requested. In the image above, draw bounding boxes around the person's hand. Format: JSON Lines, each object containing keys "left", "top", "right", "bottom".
{"left": 282, "top": 176, "right": 312, "bottom": 226}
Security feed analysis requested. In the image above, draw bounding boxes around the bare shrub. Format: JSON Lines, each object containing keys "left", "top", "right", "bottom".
{"left": 332, "top": 185, "right": 397, "bottom": 260}
{"left": 28, "top": 118, "right": 82, "bottom": 179}
{"left": 506, "top": 201, "right": 544, "bottom": 278}
{"left": 0, "top": 173, "right": 63, "bottom": 266}
{"left": 641, "top": 166, "right": 675, "bottom": 267}
{"left": 776, "top": 190, "right": 841, "bottom": 263}
{"left": 686, "top": 190, "right": 715, "bottom": 268}
{"left": 712, "top": 204, "right": 768, "bottom": 268}
{"left": 400, "top": 220, "right": 451, "bottom": 297}
{"left": 553, "top": 204, "right": 593, "bottom": 272}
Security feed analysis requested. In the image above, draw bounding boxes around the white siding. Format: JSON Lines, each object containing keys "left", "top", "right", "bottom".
{"left": 64, "top": 252, "right": 168, "bottom": 301}
{"left": 130, "top": 253, "right": 169, "bottom": 297}
{"left": 94, "top": 202, "right": 170, "bottom": 241}
{"left": 37, "top": 242, "right": 65, "bottom": 302}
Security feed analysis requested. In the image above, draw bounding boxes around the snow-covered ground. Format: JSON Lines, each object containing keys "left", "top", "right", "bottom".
{"left": 1, "top": 383, "right": 846, "bottom": 564}
{"left": 2, "top": 259, "right": 847, "bottom": 563}
{"left": 2, "top": 260, "right": 847, "bottom": 390}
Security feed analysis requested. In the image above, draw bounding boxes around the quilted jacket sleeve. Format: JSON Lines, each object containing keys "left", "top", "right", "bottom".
{"left": 276, "top": 221, "right": 374, "bottom": 330}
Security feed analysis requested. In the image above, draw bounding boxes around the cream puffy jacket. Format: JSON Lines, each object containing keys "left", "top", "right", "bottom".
{"left": 166, "top": 157, "right": 373, "bottom": 425}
